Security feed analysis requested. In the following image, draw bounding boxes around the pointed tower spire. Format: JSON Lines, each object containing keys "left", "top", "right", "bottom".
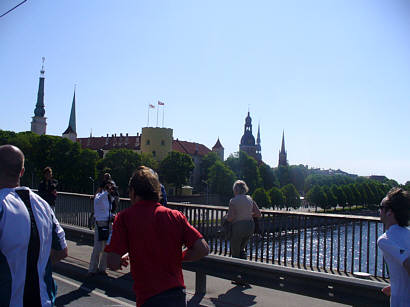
{"left": 278, "top": 130, "right": 288, "bottom": 167}
{"left": 257, "top": 122, "right": 261, "bottom": 145}
{"left": 281, "top": 130, "right": 285, "bottom": 152}
{"left": 62, "top": 86, "right": 78, "bottom": 142}
{"left": 31, "top": 57, "right": 47, "bottom": 135}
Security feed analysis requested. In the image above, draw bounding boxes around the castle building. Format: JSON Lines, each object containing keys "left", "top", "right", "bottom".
{"left": 31, "top": 58, "right": 47, "bottom": 135}
{"left": 62, "top": 90, "right": 77, "bottom": 142}
{"left": 212, "top": 138, "right": 224, "bottom": 161}
{"left": 239, "top": 111, "right": 261, "bottom": 162}
{"left": 278, "top": 131, "right": 288, "bottom": 167}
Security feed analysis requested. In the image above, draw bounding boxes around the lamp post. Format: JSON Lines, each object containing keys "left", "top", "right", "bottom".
{"left": 202, "top": 180, "right": 209, "bottom": 205}
{"left": 88, "top": 177, "right": 95, "bottom": 195}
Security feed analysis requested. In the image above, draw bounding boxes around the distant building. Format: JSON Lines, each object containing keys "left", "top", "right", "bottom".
{"left": 77, "top": 129, "right": 217, "bottom": 190}
{"left": 62, "top": 90, "right": 77, "bottom": 142}
{"left": 239, "top": 111, "right": 261, "bottom": 162}
{"left": 212, "top": 138, "right": 224, "bottom": 161}
{"left": 31, "top": 58, "right": 47, "bottom": 135}
{"left": 278, "top": 131, "right": 288, "bottom": 167}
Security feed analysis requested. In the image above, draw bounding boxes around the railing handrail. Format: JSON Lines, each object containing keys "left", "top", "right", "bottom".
{"left": 54, "top": 190, "right": 380, "bottom": 222}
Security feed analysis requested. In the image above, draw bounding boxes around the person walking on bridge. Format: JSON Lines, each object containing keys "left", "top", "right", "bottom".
{"left": 0, "top": 145, "right": 67, "bottom": 307}
{"left": 377, "top": 187, "right": 410, "bottom": 307}
{"left": 105, "top": 166, "right": 209, "bottom": 307}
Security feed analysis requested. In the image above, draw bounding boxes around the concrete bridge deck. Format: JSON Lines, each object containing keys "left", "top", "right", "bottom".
{"left": 56, "top": 239, "right": 353, "bottom": 307}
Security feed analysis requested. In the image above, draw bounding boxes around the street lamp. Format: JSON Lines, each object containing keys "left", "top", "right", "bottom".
{"left": 202, "top": 180, "right": 209, "bottom": 205}
{"left": 88, "top": 177, "right": 95, "bottom": 195}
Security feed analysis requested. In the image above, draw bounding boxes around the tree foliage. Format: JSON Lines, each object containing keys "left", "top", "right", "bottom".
{"left": 268, "top": 187, "right": 284, "bottom": 209}
{"left": 208, "top": 160, "right": 236, "bottom": 201}
{"left": 252, "top": 187, "right": 270, "bottom": 209}
{"left": 281, "top": 183, "right": 300, "bottom": 209}
{"left": 159, "top": 151, "right": 194, "bottom": 191}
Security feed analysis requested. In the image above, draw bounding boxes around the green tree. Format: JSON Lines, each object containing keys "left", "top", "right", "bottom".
{"left": 275, "top": 165, "right": 291, "bottom": 187}
{"left": 268, "top": 187, "right": 284, "bottom": 209}
{"left": 322, "top": 185, "right": 337, "bottom": 211}
{"left": 199, "top": 152, "right": 219, "bottom": 190}
{"left": 159, "top": 151, "right": 195, "bottom": 193}
{"left": 208, "top": 160, "right": 236, "bottom": 201}
{"left": 259, "top": 163, "right": 278, "bottom": 190}
{"left": 225, "top": 151, "right": 261, "bottom": 193}
{"left": 306, "top": 185, "right": 327, "bottom": 212}
{"left": 289, "top": 165, "right": 308, "bottom": 193}
{"left": 331, "top": 184, "right": 346, "bottom": 210}
{"left": 281, "top": 183, "right": 300, "bottom": 210}
{"left": 252, "top": 187, "right": 270, "bottom": 209}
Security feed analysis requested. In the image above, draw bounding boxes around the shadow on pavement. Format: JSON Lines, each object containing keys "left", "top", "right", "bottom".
{"left": 211, "top": 285, "right": 257, "bottom": 307}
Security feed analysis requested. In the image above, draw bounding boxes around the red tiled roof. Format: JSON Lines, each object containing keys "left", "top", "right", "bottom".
{"left": 172, "top": 139, "right": 211, "bottom": 157}
{"left": 78, "top": 135, "right": 211, "bottom": 157}
{"left": 77, "top": 135, "right": 140, "bottom": 151}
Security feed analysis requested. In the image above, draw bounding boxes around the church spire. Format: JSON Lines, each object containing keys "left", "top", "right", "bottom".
{"left": 278, "top": 130, "right": 288, "bottom": 167}
{"left": 62, "top": 86, "right": 77, "bottom": 142}
{"left": 257, "top": 122, "right": 261, "bottom": 145}
{"left": 31, "top": 57, "right": 47, "bottom": 135}
{"left": 281, "top": 130, "right": 285, "bottom": 152}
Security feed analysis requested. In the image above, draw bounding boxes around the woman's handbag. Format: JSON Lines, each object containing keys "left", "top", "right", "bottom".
{"left": 97, "top": 224, "right": 109, "bottom": 241}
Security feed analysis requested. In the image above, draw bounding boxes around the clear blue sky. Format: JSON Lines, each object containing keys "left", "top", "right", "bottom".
{"left": 1, "top": 0, "right": 410, "bottom": 184}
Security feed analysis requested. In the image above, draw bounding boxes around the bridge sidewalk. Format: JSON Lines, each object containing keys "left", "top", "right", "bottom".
{"left": 54, "top": 239, "right": 350, "bottom": 307}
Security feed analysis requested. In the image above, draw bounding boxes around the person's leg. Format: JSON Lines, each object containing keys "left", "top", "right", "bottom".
{"left": 230, "top": 222, "right": 244, "bottom": 258}
{"left": 98, "top": 240, "right": 107, "bottom": 272}
{"left": 239, "top": 220, "right": 254, "bottom": 259}
{"left": 141, "top": 287, "right": 186, "bottom": 307}
{"left": 88, "top": 226, "right": 101, "bottom": 273}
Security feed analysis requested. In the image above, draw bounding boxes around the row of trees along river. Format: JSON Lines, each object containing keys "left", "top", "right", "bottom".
{"left": 1, "top": 130, "right": 408, "bottom": 211}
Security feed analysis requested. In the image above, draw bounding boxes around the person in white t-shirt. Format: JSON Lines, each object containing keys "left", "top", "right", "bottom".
{"left": 88, "top": 180, "right": 114, "bottom": 276}
{"left": 377, "top": 187, "right": 410, "bottom": 307}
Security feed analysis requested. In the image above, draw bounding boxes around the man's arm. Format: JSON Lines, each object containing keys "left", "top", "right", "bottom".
{"left": 182, "top": 238, "right": 209, "bottom": 262}
{"left": 107, "top": 252, "right": 129, "bottom": 271}
{"left": 50, "top": 247, "right": 68, "bottom": 264}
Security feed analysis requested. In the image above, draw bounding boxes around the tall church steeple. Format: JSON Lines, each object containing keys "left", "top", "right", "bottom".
{"left": 256, "top": 122, "right": 262, "bottom": 161}
{"left": 62, "top": 87, "right": 77, "bottom": 142}
{"left": 278, "top": 130, "right": 288, "bottom": 167}
{"left": 239, "top": 111, "right": 261, "bottom": 162}
{"left": 31, "top": 57, "right": 47, "bottom": 135}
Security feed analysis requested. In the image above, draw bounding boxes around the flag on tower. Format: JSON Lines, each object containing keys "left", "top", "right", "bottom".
{"left": 149, "top": 104, "right": 155, "bottom": 108}
{"left": 158, "top": 101, "right": 164, "bottom": 105}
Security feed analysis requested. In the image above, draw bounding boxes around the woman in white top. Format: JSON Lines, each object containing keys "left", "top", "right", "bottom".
{"left": 226, "top": 180, "right": 261, "bottom": 259}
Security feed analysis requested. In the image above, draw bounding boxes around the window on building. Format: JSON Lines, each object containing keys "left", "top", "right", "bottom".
{"left": 152, "top": 151, "right": 156, "bottom": 157}
{"left": 161, "top": 140, "right": 165, "bottom": 146}
{"left": 146, "top": 139, "right": 150, "bottom": 145}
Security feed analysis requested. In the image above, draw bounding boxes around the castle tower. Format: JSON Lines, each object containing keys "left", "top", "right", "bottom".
{"left": 239, "top": 111, "right": 260, "bottom": 161}
{"left": 212, "top": 137, "right": 224, "bottom": 161}
{"left": 278, "top": 130, "right": 288, "bottom": 167}
{"left": 30, "top": 57, "right": 47, "bottom": 135}
{"left": 62, "top": 89, "right": 77, "bottom": 142}
{"left": 140, "top": 127, "right": 173, "bottom": 161}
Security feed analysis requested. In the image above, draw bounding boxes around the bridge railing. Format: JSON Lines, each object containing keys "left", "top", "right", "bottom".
{"left": 54, "top": 191, "right": 387, "bottom": 279}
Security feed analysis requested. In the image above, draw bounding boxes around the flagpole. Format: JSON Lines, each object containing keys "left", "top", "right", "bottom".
{"left": 162, "top": 104, "right": 164, "bottom": 127}
{"left": 147, "top": 104, "right": 149, "bottom": 127}
{"left": 156, "top": 103, "right": 159, "bottom": 127}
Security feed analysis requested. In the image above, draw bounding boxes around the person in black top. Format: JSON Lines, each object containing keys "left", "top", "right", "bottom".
{"left": 38, "top": 166, "right": 58, "bottom": 210}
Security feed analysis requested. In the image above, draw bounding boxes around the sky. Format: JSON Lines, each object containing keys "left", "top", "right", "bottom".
{"left": 1, "top": 0, "right": 410, "bottom": 184}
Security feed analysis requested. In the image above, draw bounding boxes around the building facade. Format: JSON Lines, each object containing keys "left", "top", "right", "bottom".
{"left": 239, "top": 111, "right": 261, "bottom": 162}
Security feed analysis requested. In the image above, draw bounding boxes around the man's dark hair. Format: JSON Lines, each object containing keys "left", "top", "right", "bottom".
{"left": 128, "top": 166, "right": 160, "bottom": 202}
{"left": 43, "top": 166, "right": 52, "bottom": 175}
{"left": 0, "top": 145, "right": 24, "bottom": 180}
{"left": 384, "top": 187, "right": 410, "bottom": 227}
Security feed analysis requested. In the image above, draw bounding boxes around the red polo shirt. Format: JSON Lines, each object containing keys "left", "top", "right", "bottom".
{"left": 104, "top": 200, "right": 203, "bottom": 307}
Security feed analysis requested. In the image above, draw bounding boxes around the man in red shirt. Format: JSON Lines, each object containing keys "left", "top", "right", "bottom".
{"left": 105, "top": 166, "right": 209, "bottom": 307}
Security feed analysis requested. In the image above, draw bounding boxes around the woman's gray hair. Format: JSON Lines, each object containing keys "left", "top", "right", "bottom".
{"left": 233, "top": 180, "right": 249, "bottom": 195}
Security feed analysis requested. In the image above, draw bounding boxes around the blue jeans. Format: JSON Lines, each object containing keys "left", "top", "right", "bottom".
{"left": 141, "top": 287, "right": 186, "bottom": 307}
